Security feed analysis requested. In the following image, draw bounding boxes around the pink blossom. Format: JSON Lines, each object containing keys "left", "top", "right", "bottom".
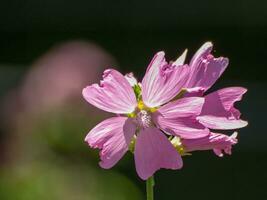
{"left": 83, "top": 42, "right": 247, "bottom": 180}
{"left": 83, "top": 51, "right": 208, "bottom": 180}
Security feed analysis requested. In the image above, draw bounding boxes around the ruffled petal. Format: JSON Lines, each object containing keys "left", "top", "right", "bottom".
{"left": 190, "top": 42, "right": 213, "bottom": 67}
{"left": 198, "top": 87, "right": 248, "bottom": 129}
{"left": 141, "top": 51, "right": 189, "bottom": 108}
{"left": 83, "top": 69, "right": 137, "bottom": 114}
{"left": 134, "top": 127, "right": 182, "bottom": 180}
{"left": 85, "top": 117, "right": 136, "bottom": 169}
{"left": 181, "top": 132, "right": 238, "bottom": 157}
{"left": 153, "top": 97, "right": 209, "bottom": 139}
{"left": 185, "top": 42, "right": 228, "bottom": 91}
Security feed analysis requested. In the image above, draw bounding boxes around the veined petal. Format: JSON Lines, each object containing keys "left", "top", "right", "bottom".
{"left": 83, "top": 69, "right": 137, "bottom": 114}
{"left": 182, "top": 132, "right": 238, "bottom": 157}
{"left": 155, "top": 97, "right": 204, "bottom": 117}
{"left": 197, "top": 116, "right": 248, "bottom": 130}
{"left": 185, "top": 42, "right": 228, "bottom": 91}
{"left": 198, "top": 87, "right": 248, "bottom": 129}
{"left": 125, "top": 72, "right": 138, "bottom": 87}
{"left": 85, "top": 117, "right": 136, "bottom": 169}
{"left": 141, "top": 51, "right": 189, "bottom": 108}
{"left": 155, "top": 117, "right": 209, "bottom": 139}
{"left": 153, "top": 97, "right": 209, "bottom": 139}
{"left": 134, "top": 127, "right": 182, "bottom": 180}
{"left": 190, "top": 42, "right": 213, "bottom": 67}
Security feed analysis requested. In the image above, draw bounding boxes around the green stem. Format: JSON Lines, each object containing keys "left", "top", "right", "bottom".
{"left": 146, "top": 176, "right": 155, "bottom": 200}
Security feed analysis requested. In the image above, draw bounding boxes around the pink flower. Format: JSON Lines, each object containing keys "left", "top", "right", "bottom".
{"left": 82, "top": 42, "right": 248, "bottom": 180}
{"left": 83, "top": 51, "right": 208, "bottom": 180}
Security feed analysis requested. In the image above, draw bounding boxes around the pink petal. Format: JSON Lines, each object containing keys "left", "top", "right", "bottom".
{"left": 183, "top": 87, "right": 205, "bottom": 97}
{"left": 182, "top": 132, "right": 238, "bottom": 157}
{"left": 125, "top": 72, "right": 138, "bottom": 87}
{"left": 156, "top": 97, "right": 204, "bottom": 117}
{"left": 197, "top": 116, "right": 248, "bottom": 130}
{"left": 185, "top": 42, "right": 228, "bottom": 91}
{"left": 83, "top": 69, "right": 137, "bottom": 114}
{"left": 198, "top": 87, "right": 248, "bottom": 129}
{"left": 85, "top": 117, "right": 136, "bottom": 169}
{"left": 134, "top": 127, "right": 182, "bottom": 180}
{"left": 141, "top": 51, "right": 189, "bottom": 108}
{"left": 190, "top": 42, "right": 213, "bottom": 67}
{"left": 153, "top": 97, "right": 209, "bottom": 139}
{"left": 172, "top": 49, "right": 188, "bottom": 66}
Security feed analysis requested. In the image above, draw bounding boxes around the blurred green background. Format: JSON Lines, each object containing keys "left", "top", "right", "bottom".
{"left": 0, "top": 0, "right": 266, "bottom": 199}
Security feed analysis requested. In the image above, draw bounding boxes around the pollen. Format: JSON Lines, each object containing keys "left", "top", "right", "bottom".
{"left": 149, "top": 107, "right": 158, "bottom": 113}
{"left": 171, "top": 137, "right": 191, "bottom": 156}
{"left": 138, "top": 100, "right": 145, "bottom": 110}
{"left": 127, "top": 112, "right": 136, "bottom": 118}
{"left": 177, "top": 146, "right": 185, "bottom": 155}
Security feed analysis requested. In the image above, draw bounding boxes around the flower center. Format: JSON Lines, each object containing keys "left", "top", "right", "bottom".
{"left": 136, "top": 110, "right": 153, "bottom": 129}
{"left": 127, "top": 100, "right": 157, "bottom": 128}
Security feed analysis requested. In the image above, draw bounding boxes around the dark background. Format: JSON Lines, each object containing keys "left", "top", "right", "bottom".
{"left": 0, "top": 0, "right": 266, "bottom": 200}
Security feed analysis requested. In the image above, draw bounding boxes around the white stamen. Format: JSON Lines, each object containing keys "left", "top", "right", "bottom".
{"left": 136, "top": 110, "right": 153, "bottom": 128}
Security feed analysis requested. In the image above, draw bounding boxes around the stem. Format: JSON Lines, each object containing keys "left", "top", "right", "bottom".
{"left": 146, "top": 176, "right": 155, "bottom": 200}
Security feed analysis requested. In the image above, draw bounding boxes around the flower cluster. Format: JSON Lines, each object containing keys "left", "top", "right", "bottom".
{"left": 82, "top": 42, "right": 247, "bottom": 180}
